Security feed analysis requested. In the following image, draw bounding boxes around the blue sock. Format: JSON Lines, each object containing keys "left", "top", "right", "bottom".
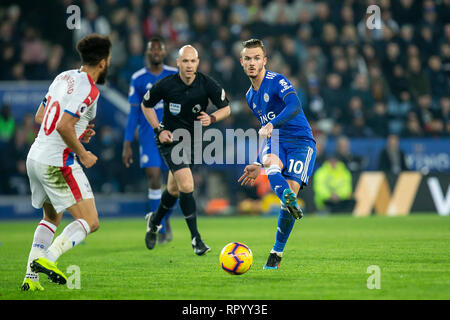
{"left": 266, "top": 165, "right": 290, "bottom": 201}
{"left": 273, "top": 206, "right": 295, "bottom": 253}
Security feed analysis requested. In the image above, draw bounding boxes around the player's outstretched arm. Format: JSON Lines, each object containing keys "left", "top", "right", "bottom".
{"left": 238, "top": 163, "right": 261, "bottom": 186}
{"left": 56, "top": 112, "right": 97, "bottom": 168}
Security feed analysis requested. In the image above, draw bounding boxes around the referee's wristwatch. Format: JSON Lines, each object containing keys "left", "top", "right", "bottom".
{"left": 153, "top": 126, "right": 164, "bottom": 137}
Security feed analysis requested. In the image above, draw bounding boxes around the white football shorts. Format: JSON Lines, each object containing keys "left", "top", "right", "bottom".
{"left": 26, "top": 157, "right": 94, "bottom": 213}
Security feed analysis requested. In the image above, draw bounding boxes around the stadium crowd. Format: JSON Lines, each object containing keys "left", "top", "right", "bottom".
{"left": 0, "top": 0, "right": 449, "bottom": 207}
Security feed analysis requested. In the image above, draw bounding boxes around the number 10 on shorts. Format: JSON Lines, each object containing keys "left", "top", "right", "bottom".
{"left": 287, "top": 159, "right": 303, "bottom": 174}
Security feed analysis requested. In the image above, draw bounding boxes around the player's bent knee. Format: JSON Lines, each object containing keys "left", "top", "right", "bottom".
{"left": 167, "top": 184, "right": 179, "bottom": 197}
{"left": 90, "top": 219, "right": 100, "bottom": 233}
{"left": 168, "top": 189, "right": 179, "bottom": 198}
{"left": 263, "top": 154, "right": 283, "bottom": 169}
{"left": 178, "top": 182, "right": 194, "bottom": 193}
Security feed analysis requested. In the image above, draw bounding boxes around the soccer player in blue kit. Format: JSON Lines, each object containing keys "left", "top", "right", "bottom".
{"left": 238, "top": 39, "right": 316, "bottom": 269}
{"left": 122, "top": 37, "right": 178, "bottom": 246}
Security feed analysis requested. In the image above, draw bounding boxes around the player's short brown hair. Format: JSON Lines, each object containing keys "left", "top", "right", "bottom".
{"left": 76, "top": 33, "right": 112, "bottom": 66}
{"left": 241, "top": 38, "right": 266, "bottom": 56}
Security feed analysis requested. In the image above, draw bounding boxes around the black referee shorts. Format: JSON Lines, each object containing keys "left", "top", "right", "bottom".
{"left": 156, "top": 137, "right": 195, "bottom": 173}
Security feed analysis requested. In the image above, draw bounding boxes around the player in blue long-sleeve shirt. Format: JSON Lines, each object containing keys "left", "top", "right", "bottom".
{"left": 122, "top": 37, "right": 178, "bottom": 245}
{"left": 238, "top": 39, "right": 316, "bottom": 269}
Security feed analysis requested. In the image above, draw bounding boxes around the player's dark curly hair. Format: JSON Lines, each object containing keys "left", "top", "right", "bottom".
{"left": 76, "top": 33, "right": 112, "bottom": 66}
{"left": 241, "top": 38, "right": 266, "bottom": 56}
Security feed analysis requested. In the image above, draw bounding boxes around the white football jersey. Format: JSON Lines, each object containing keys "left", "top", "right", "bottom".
{"left": 28, "top": 69, "right": 99, "bottom": 167}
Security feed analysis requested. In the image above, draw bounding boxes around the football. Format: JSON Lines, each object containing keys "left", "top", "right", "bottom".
{"left": 219, "top": 242, "right": 253, "bottom": 275}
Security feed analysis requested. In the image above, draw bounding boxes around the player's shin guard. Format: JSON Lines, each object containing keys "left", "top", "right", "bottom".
{"left": 25, "top": 220, "right": 57, "bottom": 281}
{"left": 266, "top": 165, "right": 290, "bottom": 201}
{"left": 152, "top": 189, "right": 178, "bottom": 226}
{"left": 45, "top": 219, "right": 90, "bottom": 262}
{"left": 273, "top": 206, "right": 295, "bottom": 253}
{"left": 179, "top": 191, "right": 200, "bottom": 240}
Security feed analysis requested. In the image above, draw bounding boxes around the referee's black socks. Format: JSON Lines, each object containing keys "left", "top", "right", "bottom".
{"left": 152, "top": 189, "right": 178, "bottom": 225}
{"left": 179, "top": 191, "right": 200, "bottom": 240}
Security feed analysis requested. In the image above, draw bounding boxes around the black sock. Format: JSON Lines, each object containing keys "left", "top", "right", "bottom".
{"left": 152, "top": 189, "right": 178, "bottom": 226}
{"left": 179, "top": 191, "right": 200, "bottom": 240}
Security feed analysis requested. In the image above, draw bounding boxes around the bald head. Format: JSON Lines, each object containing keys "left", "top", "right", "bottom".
{"left": 178, "top": 45, "right": 198, "bottom": 59}
{"left": 176, "top": 45, "right": 200, "bottom": 84}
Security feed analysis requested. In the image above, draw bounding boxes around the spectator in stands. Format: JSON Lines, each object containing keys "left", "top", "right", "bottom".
{"left": 322, "top": 73, "right": 348, "bottom": 123}
{"left": 427, "top": 55, "right": 449, "bottom": 100}
{"left": 4, "top": 127, "right": 31, "bottom": 194}
{"left": 388, "top": 90, "right": 413, "bottom": 135}
{"left": 335, "top": 135, "right": 364, "bottom": 172}
{"left": 345, "top": 96, "right": 371, "bottom": 137}
{"left": 74, "top": 1, "right": 111, "bottom": 45}
{"left": 350, "top": 73, "right": 373, "bottom": 110}
{"left": 418, "top": 25, "right": 439, "bottom": 61}
{"left": 388, "top": 64, "right": 409, "bottom": 102}
{"left": 368, "top": 65, "right": 390, "bottom": 103}
{"left": 383, "top": 42, "right": 403, "bottom": 80}
{"left": 170, "top": 7, "right": 191, "bottom": 44}
{"left": 310, "top": 1, "right": 330, "bottom": 38}
{"left": 21, "top": 113, "right": 37, "bottom": 145}
{"left": 399, "top": 24, "right": 415, "bottom": 52}
{"left": 119, "top": 32, "right": 144, "bottom": 89}
{"left": 314, "top": 133, "right": 328, "bottom": 169}
{"left": 440, "top": 43, "right": 450, "bottom": 80}
{"left": 280, "top": 36, "right": 300, "bottom": 75}
{"left": 305, "top": 77, "right": 332, "bottom": 134}
{"left": 415, "top": 94, "right": 445, "bottom": 136}
{"left": 439, "top": 95, "right": 450, "bottom": 136}
{"left": 21, "top": 27, "right": 47, "bottom": 80}
{"left": 378, "top": 134, "right": 409, "bottom": 175}
{"left": 403, "top": 111, "right": 424, "bottom": 137}
{"left": 392, "top": 0, "right": 421, "bottom": 26}
{"left": 46, "top": 44, "right": 64, "bottom": 79}
{"left": 406, "top": 56, "right": 431, "bottom": 101}
{"left": 368, "top": 101, "right": 389, "bottom": 137}
{"left": 332, "top": 55, "right": 352, "bottom": 88}
{"left": 313, "top": 154, "right": 355, "bottom": 214}
{"left": 0, "top": 104, "right": 15, "bottom": 143}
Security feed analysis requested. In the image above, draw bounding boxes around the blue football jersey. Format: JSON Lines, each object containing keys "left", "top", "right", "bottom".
{"left": 128, "top": 65, "right": 178, "bottom": 130}
{"left": 245, "top": 70, "right": 315, "bottom": 143}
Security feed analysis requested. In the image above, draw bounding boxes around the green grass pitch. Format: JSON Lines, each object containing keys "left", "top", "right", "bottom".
{"left": 0, "top": 214, "right": 449, "bottom": 300}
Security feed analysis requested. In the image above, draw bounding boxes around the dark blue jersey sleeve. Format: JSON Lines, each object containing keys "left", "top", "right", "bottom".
{"left": 270, "top": 75, "right": 301, "bottom": 128}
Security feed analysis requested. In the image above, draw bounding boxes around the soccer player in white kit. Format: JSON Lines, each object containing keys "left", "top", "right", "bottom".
{"left": 21, "top": 34, "right": 111, "bottom": 291}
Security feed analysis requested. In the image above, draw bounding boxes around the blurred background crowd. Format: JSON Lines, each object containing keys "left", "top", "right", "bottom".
{"left": 0, "top": 0, "right": 449, "bottom": 214}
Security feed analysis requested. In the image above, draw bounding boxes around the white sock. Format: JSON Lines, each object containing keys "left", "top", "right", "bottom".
{"left": 148, "top": 188, "right": 162, "bottom": 200}
{"left": 270, "top": 249, "right": 283, "bottom": 257}
{"left": 45, "top": 219, "right": 90, "bottom": 262}
{"left": 25, "top": 220, "right": 57, "bottom": 281}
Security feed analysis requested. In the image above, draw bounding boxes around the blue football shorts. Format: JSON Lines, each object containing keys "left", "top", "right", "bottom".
{"left": 260, "top": 135, "right": 316, "bottom": 188}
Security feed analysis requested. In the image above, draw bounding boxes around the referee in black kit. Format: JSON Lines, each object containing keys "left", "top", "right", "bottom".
{"left": 141, "top": 45, "right": 231, "bottom": 255}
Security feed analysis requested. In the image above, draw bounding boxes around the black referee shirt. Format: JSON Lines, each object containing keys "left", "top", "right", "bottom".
{"left": 142, "top": 72, "right": 229, "bottom": 133}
